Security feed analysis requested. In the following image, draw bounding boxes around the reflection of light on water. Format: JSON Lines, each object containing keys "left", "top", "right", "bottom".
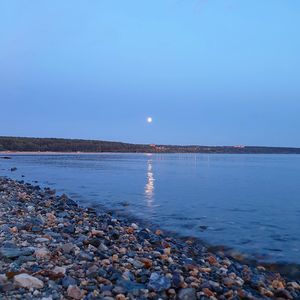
{"left": 145, "top": 159, "right": 155, "bottom": 207}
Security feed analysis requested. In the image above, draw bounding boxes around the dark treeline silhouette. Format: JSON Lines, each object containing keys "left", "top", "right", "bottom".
{"left": 1, "top": 136, "right": 300, "bottom": 154}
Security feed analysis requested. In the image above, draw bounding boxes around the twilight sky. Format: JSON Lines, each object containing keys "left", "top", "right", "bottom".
{"left": 1, "top": 1, "right": 299, "bottom": 146}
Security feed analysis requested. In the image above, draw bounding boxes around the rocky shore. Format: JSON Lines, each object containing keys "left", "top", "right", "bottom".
{"left": 0, "top": 177, "right": 300, "bottom": 299}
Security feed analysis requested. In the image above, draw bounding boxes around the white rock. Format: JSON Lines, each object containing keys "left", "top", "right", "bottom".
{"left": 27, "top": 206, "right": 35, "bottom": 212}
{"left": 34, "top": 248, "right": 49, "bottom": 259}
{"left": 131, "top": 223, "right": 138, "bottom": 230}
{"left": 14, "top": 274, "right": 44, "bottom": 289}
{"left": 52, "top": 266, "right": 66, "bottom": 275}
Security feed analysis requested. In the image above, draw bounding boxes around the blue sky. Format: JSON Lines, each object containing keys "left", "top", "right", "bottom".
{"left": 1, "top": 0, "right": 299, "bottom": 146}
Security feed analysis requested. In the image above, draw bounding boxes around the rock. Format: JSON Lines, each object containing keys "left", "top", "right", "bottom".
{"left": 288, "top": 281, "right": 300, "bottom": 290}
{"left": 223, "top": 277, "right": 237, "bottom": 287}
{"left": 10, "top": 226, "right": 18, "bottom": 233}
{"left": 272, "top": 279, "right": 285, "bottom": 289}
{"left": 202, "top": 287, "right": 215, "bottom": 297}
{"left": 207, "top": 255, "right": 218, "bottom": 265}
{"left": 35, "top": 237, "right": 50, "bottom": 243}
{"left": 27, "top": 205, "right": 35, "bottom": 212}
{"left": 139, "top": 257, "right": 153, "bottom": 268}
{"left": 259, "top": 287, "right": 274, "bottom": 297}
{"left": 34, "top": 248, "right": 49, "bottom": 259}
{"left": 116, "top": 279, "right": 145, "bottom": 293}
{"left": 67, "top": 285, "right": 84, "bottom": 299}
{"left": 0, "top": 274, "right": 8, "bottom": 284}
{"left": 274, "top": 289, "right": 293, "bottom": 299}
{"left": 62, "top": 276, "right": 77, "bottom": 288}
{"left": 14, "top": 274, "right": 44, "bottom": 289}
{"left": 86, "top": 265, "right": 98, "bottom": 278}
{"left": 131, "top": 223, "right": 138, "bottom": 230}
{"left": 52, "top": 266, "right": 66, "bottom": 275}
{"left": 46, "top": 213, "right": 57, "bottom": 225}
{"left": 112, "top": 286, "right": 126, "bottom": 294}
{"left": 61, "top": 243, "right": 74, "bottom": 254}
{"left": 148, "top": 272, "right": 171, "bottom": 292}
{"left": 11, "top": 167, "right": 17, "bottom": 172}
{"left": 178, "top": 288, "right": 197, "bottom": 300}
{"left": 115, "top": 294, "right": 126, "bottom": 300}
{"left": 66, "top": 198, "right": 78, "bottom": 207}
{"left": 172, "top": 272, "right": 184, "bottom": 288}
{"left": 87, "top": 237, "right": 101, "bottom": 247}
{"left": 0, "top": 247, "right": 34, "bottom": 259}
{"left": 91, "top": 229, "right": 104, "bottom": 237}
{"left": 63, "top": 225, "right": 75, "bottom": 234}
{"left": 128, "top": 258, "right": 144, "bottom": 269}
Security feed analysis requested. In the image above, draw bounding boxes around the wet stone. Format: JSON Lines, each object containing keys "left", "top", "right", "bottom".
{"left": 178, "top": 288, "right": 197, "bottom": 300}
{"left": 0, "top": 247, "right": 34, "bottom": 259}
{"left": 62, "top": 276, "right": 78, "bottom": 288}
{"left": 148, "top": 272, "right": 171, "bottom": 292}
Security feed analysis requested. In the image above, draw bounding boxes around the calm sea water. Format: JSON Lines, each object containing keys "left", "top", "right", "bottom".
{"left": 1, "top": 153, "right": 300, "bottom": 265}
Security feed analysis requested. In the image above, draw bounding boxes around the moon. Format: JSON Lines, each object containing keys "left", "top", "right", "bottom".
{"left": 147, "top": 117, "right": 153, "bottom": 123}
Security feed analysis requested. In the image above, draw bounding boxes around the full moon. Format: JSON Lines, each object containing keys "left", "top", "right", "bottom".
{"left": 147, "top": 117, "right": 153, "bottom": 123}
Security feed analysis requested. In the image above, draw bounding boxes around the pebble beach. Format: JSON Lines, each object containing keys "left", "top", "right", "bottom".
{"left": 1, "top": 177, "right": 300, "bottom": 300}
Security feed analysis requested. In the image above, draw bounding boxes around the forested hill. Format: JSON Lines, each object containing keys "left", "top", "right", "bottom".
{"left": 1, "top": 136, "right": 300, "bottom": 154}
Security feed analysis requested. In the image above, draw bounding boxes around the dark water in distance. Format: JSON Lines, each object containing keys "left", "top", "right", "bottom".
{"left": 1, "top": 153, "right": 300, "bottom": 265}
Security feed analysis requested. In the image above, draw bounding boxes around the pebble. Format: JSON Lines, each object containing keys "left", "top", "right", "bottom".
{"left": 34, "top": 248, "right": 49, "bottom": 259}
{"left": 178, "top": 288, "right": 197, "bottom": 300}
{"left": 148, "top": 272, "right": 171, "bottom": 292}
{"left": 67, "top": 285, "right": 84, "bottom": 299}
{"left": 14, "top": 274, "right": 44, "bottom": 289}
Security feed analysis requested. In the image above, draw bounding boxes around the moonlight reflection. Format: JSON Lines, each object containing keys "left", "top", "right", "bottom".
{"left": 145, "top": 159, "right": 155, "bottom": 207}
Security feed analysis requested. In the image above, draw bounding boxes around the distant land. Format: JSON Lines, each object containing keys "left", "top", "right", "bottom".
{"left": 1, "top": 136, "right": 300, "bottom": 154}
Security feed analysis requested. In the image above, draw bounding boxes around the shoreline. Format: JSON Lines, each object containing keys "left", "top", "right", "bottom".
{"left": 0, "top": 178, "right": 300, "bottom": 299}
{"left": 2, "top": 152, "right": 300, "bottom": 157}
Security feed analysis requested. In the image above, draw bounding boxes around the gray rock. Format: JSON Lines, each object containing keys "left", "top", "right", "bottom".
{"left": 148, "top": 272, "right": 171, "bottom": 292}
{"left": 62, "top": 276, "right": 78, "bottom": 288}
{"left": 116, "top": 279, "right": 145, "bottom": 293}
{"left": 0, "top": 247, "right": 34, "bottom": 259}
{"left": 178, "top": 288, "right": 197, "bottom": 300}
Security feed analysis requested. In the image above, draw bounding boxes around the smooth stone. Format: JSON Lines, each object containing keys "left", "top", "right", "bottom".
{"left": 0, "top": 247, "right": 34, "bottom": 259}
{"left": 52, "top": 266, "right": 66, "bottom": 275}
{"left": 14, "top": 274, "right": 44, "bottom": 289}
{"left": 61, "top": 243, "right": 74, "bottom": 254}
{"left": 116, "top": 279, "right": 145, "bottom": 293}
{"left": 62, "top": 276, "right": 78, "bottom": 288}
{"left": 87, "top": 237, "right": 101, "bottom": 248}
{"left": 178, "top": 288, "right": 197, "bottom": 300}
{"left": 63, "top": 225, "right": 75, "bottom": 234}
{"left": 35, "top": 237, "right": 50, "bottom": 243}
{"left": 148, "top": 272, "right": 171, "bottom": 292}
{"left": 34, "top": 248, "right": 49, "bottom": 259}
{"left": 67, "top": 285, "right": 84, "bottom": 299}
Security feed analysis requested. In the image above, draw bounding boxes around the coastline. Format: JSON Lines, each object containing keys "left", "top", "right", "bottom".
{"left": 0, "top": 177, "right": 300, "bottom": 299}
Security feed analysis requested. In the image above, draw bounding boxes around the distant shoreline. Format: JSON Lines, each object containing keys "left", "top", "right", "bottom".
{"left": 2, "top": 136, "right": 300, "bottom": 154}
{"left": 1, "top": 151, "right": 300, "bottom": 155}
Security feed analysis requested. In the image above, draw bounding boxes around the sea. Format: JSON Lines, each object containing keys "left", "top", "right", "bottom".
{"left": 1, "top": 153, "right": 300, "bottom": 266}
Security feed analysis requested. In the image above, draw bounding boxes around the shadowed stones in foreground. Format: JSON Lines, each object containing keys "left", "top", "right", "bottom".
{"left": 0, "top": 177, "right": 300, "bottom": 299}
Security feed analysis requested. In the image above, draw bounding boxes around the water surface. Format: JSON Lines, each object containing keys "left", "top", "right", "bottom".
{"left": 1, "top": 153, "right": 299, "bottom": 265}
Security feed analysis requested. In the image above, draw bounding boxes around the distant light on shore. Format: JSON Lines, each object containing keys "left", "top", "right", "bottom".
{"left": 147, "top": 117, "right": 153, "bottom": 123}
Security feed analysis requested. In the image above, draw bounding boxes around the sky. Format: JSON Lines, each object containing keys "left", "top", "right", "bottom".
{"left": 0, "top": 0, "right": 300, "bottom": 146}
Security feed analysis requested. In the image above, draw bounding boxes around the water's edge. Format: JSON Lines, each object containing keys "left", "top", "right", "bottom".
{"left": 2, "top": 174, "right": 299, "bottom": 280}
